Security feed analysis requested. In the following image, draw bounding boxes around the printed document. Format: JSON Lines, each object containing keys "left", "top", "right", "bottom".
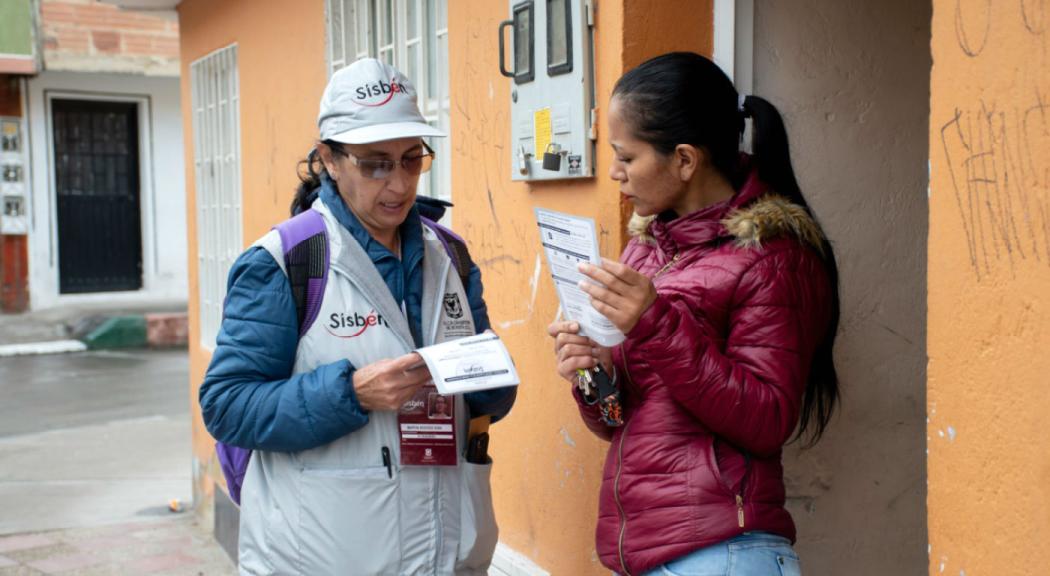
{"left": 414, "top": 333, "right": 520, "bottom": 395}
{"left": 534, "top": 208, "right": 626, "bottom": 347}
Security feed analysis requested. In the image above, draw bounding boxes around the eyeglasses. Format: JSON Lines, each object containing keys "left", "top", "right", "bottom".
{"left": 333, "top": 141, "right": 435, "bottom": 180}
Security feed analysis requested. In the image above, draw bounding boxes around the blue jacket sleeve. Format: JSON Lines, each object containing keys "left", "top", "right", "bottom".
{"left": 199, "top": 247, "right": 369, "bottom": 452}
{"left": 462, "top": 262, "right": 517, "bottom": 423}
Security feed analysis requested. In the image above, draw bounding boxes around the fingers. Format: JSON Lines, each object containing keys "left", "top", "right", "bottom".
{"left": 556, "top": 354, "right": 598, "bottom": 381}
{"left": 546, "top": 320, "right": 580, "bottom": 338}
{"left": 395, "top": 353, "right": 431, "bottom": 379}
{"left": 578, "top": 264, "right": 623, "bottom": 294}
{"left": 556, "top": 341, "right": 595, "bottom": 364}
{"left": 390, "top": 352, "right": 422, "bottom": 371}
{"left": 354, "top": 355, "right": 434, "bottom": 412}
{"left": 555, "top": 337, "right": 604, "bottom": 382}
{"left": 391, "top": 378, "right": 425, "bottom": 404}
{"left": 553, "top": 332, "right": 591, "bottom": 359}
{"left": 577, "top": 281, "right": 629, "bottom": 311}
{"left": 579, "top": 259, "right": 642, "bottom": 290}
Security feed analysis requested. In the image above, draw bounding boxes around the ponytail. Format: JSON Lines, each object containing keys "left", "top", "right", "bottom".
{"left": 292, "top": 140, "right": 347, "bottom": 216}
{"left": 742, "top": 94, "right": 841, "bottom": 447}
{"left": 291, "top": 148, "right": 323, "bottom": 216}
{"left": 614, "top": 53, "right": 841, "bottom": 447}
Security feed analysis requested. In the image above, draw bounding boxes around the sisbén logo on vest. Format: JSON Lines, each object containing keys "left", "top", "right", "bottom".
{"left": 353, "top": 78, "right": 407, "bottom": 107}
{"left": 327, "top": 310, "right": 390, "bottom": 338}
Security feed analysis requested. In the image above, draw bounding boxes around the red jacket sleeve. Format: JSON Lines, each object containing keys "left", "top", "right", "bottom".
{"left": 621, "top": 246, "right": 830, "bottom": 457}
{"left": 571, "top": 384, "right": 615, "bottom": 441}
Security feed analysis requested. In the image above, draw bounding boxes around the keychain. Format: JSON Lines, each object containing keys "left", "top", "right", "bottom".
{"left": 576, "top": 365, "right": 624, "bottom": 427}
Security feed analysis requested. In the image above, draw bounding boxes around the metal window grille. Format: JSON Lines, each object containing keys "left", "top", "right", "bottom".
{"left": 326, "top": 0, "right": 451, "bottom": 203}
{"left": 191, "top": 44, "right": 242, "bottom": 349}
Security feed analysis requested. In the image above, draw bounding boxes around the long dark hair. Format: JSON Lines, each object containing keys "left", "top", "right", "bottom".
{"left": 291, "top": 140, "right": 347, "bottom": 216}
{"left": 613, "top": 52, "right": 841, "bottom": 446}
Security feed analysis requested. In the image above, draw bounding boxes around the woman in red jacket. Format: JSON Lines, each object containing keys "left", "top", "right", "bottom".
{"left": 548, "top": 52, "right": 839, "bottom": 576}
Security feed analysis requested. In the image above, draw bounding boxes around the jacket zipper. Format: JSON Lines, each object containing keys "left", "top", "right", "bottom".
{"left": 736, "top": 494, "right": 745, "bottom": 528}
{"left": 614, "top": 420, "right": 632, "bottom": 576}
{"left": 653, "top": 253, "right": 681, "bottom": 279}
{"left": 615, "top": 347, "right": 636, "bottom": 576}
{"left": 652, "top": 250, "right": 749, "bottom": 530}
{"left": 736, "top": 454, "right": 751, "bottom": 528}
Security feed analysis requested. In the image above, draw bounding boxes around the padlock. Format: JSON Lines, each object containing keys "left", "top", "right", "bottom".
{"left": 542, "top": 143, "right": 562, "bottom": 171}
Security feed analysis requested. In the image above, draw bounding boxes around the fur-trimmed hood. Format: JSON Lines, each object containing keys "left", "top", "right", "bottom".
{"left": 596, "top": 188, "right": 837, "bottom": 575}
{"left": 723, "top": 194, "right": 826, "bottom": 255}
{"left": 628, "top": 194, "right": 826, "bottom": 256}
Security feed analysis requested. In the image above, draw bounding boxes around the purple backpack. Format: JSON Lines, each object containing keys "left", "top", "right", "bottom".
{"left": 216, "top": 208, "right": 473, "bottom": 505}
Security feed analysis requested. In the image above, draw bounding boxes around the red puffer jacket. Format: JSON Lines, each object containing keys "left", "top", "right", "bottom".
{"left": 574, "top": 172, "right": 834, "bottom": 575}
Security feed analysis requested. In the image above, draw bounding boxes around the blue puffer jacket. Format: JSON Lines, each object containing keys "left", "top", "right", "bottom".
{"left": 199, "top": 180, "right": 516, "bottom": 452}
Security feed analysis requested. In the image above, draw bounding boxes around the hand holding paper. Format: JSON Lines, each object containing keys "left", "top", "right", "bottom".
{"left": 576, "top": 258, "right": 657, "bottom": 335}
{"left": 413, "top": 332, "right": 520, "bottom": 395}
{"left": 354, "top": 352, "right": 432, "bottom": 411}
{"left": 534, "top": 208, "right": 626, "bottom": 347}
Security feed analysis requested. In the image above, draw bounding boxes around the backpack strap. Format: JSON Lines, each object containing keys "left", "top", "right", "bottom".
{"left": 274, "top": 209, "right": 329, "bottom": 337}
{"left": 215, "top": 212, "right": 475, "bottom": 508}
{"left": 273, "top": 211, "right": 473, "bottom": 339}
{"left": 421, "top": 216, "right": 474, "bottom": 288}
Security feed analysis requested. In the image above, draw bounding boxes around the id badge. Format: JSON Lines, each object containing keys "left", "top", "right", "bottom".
{"left": 398, "top": 385, "right": 457, "bottom": 466}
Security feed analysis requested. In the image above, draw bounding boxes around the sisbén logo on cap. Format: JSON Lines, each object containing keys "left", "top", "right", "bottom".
{"left": 353, "top": 78, "right": 407, "bottom": 107}
{"left": 317, "top": 57, "right": 445, "bottom": 145}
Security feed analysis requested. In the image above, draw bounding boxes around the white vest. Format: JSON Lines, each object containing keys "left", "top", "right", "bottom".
{"left": 237, "top": 201, "right": 497, "bottom": 575}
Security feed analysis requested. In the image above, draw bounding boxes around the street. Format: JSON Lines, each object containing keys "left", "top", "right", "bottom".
{"left": 0, "top": 349, "right": 235, "bottom": 574}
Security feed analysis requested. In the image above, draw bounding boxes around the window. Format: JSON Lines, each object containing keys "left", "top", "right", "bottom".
{"left": 326, "top": 0, "right": 450, "bottom": 203}
{"left": 191, "top": 44, "right": 242, "bottom": 349}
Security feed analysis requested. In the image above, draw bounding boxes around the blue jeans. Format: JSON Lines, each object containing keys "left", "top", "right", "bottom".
{"left": 641, "top": 532, "right": 802, "bottom": 576}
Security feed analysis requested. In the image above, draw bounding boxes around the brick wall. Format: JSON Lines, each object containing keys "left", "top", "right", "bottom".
{"left": 1, "top": 235, "right": 29, "bottom": 312}
{"left": 40, "top": 0, "right": 179, "bottom": 76}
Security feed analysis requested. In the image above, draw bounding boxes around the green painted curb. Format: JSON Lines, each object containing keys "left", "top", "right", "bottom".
{"left": 83, "top": 316, "right": 148, "bottom": 350}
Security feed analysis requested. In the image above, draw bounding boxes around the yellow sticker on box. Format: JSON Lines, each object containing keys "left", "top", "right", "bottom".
{"left": 534, "top": 108, "right": 552, "bottom": 159}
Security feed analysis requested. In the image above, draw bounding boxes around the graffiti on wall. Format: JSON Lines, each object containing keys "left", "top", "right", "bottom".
{"left": 941, "top": 0, "right": 1050, "bottom": 280}
{"left": 954, "top": 0, "right": 1047, "bottom": 57}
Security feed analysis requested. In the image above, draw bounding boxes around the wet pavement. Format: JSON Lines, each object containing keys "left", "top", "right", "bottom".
{"left": 0, "top": 348, "right": 235, "bottom": 574}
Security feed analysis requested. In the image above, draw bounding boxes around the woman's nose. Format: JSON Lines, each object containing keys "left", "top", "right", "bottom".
{"left": 386, "top": 165, "right": 413, "bottom": 193}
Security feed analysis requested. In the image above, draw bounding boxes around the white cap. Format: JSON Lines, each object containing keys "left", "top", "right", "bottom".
{"left": 317, "top": 58, "right": 446, "bottom": 144}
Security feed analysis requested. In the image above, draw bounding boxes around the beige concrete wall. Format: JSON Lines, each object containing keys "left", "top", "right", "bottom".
{"left": 928, "top": 1, "right": 1050, "bottom": 574}
{"left": 752, "top": 1, "right": 931, "bottom": 573}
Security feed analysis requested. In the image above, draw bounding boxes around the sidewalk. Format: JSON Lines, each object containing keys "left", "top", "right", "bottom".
{"left": 0, "top": 302, "right": 187, "bottom": 352}
{"left": 0, "top": 516, "right": 235, "bottom": 575}
{"left": 0, "top": 309, "right": 231, "bottom": 575}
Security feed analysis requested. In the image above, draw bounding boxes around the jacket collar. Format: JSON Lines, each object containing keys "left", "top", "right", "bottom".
{"left": 631, "top": 165, "right": 826, "bottom": 256}
{"left": 645, "top": 167, "right": 769, "bottom": 254}
{"left": 318, "top": 173, "right": 424, "bottom": 272}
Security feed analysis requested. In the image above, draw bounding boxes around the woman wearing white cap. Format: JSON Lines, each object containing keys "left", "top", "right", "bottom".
{"left": 200, "top": 58, "right": 516, "bottom": 575}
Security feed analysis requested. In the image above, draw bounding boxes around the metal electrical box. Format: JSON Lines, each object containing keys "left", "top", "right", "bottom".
{"left": 499, "top": 0, "right": 596, "bottom": 181}
{"left": 0, "top": 117, "right": 28, "bottom": 235}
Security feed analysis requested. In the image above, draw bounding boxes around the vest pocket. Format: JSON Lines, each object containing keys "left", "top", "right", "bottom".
{"left": 298, "top": 466, "right": 401, "bottom": 574}
{"left": 455, "top": 460, "right": 499, "bottom": 571}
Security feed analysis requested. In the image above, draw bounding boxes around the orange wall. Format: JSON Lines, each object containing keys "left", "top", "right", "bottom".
{"left": 928, "top": 1, "right": 1050, "bottom": 574}
{"left": 449, "top": 1, "right": 711, "bottom": 573}
{"left": 178, "top": 0, "right": 714, "bottom": 569}
{"left": 178, "top": 0, "right": 328, "bottom": 507}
